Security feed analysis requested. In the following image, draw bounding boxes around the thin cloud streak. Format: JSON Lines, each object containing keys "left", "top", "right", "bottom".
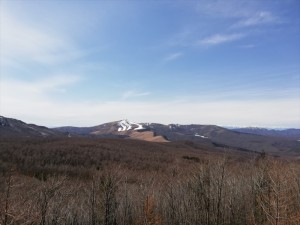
{"left": 164, "top": 52, "right": 183, "bottom": 62}
{"left": 232, "top": 11, "right": 277, "bottom": 28}
{"left": 122, "top": 90, "right": 151, "bottom": 100}
{"left": 198, "top": 33, "right": 245, "bottom": 46}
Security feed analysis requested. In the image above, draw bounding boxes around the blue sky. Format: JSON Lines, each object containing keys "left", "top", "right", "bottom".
{"left": 0, "top": 0, "right": 299, "bottom": 127}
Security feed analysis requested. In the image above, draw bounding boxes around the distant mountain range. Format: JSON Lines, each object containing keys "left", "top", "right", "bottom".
{"left": 231, "top": 127, "right": 300, "bottom": 139}
{"left": 1, "top": 116, "right": 299, "bottom": 156}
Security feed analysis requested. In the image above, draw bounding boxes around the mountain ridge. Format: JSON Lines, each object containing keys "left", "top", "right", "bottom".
{"left": 231, "top": 127, "right": 300, "bottom": 140}
{"left": 1, "top": 116, "right": 299, "bottom": 156}
{"left": 0, "top": 116, "right": 64, "bottom": 138}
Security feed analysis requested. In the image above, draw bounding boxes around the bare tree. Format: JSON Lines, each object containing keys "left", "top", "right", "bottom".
{"left": 2, "top": 169, "right": 13, "bottom": 225}
{"left": 38, "top": 176, "right": 66, "bottom": 225}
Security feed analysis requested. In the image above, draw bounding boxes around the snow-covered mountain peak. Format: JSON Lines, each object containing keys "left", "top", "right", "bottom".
{"left": 117, "top": 119, "right": 145, "bottom": 132}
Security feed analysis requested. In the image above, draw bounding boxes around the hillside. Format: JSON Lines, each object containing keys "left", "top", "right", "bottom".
{"left": 1, "top": 136, "right": 300, "bottom": 225}
{"left": 55, "top": 119, "right": 300, "bottom": 156}
{"left": 0, "top": 116, "right": 64, "bottom": 138}
{"left": 1, "top": 118, "right": 300, "bottom": 225}
{"left": 1, "top": 116, "right": 299, "bottom": 156}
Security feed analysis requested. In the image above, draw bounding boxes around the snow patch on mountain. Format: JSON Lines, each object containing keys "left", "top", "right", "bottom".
{"left": 118, "top": 120, "right": 145, "bottom": 131}
{"left": 195, "top": 133, "right": 208, "bottom": 139}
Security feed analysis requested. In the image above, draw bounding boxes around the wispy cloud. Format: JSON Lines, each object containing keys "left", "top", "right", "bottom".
{"left": 0, "top": 75, "right": 81, "bottom": 102}
{"left": 0, "top": 9, "right": 82, "bottom": 66}
{"left": 122, "top": 90, "right": 150, "bottom": 100}
{"left": 168, "top": 2, "right": 279, "bottom": 49}
{"left": 195, "top": 1, "right": 280, "bottom": 29}
{"left": 1, "top": 76, "right": 298, "bottom": 128}
{"left": 233, "top": 11, "right": 277, "bottom": 28}
{"left": 198, "top": 33, "right": 245, "bottom": 46}
{"left": 163, "top": 52, "right": 183, "bottom": 62}
{"left": 196, "top": 0, "right": 257, "bottom": 19}
{"left": 1, "top": 91, "right": 298, "bottom": 128}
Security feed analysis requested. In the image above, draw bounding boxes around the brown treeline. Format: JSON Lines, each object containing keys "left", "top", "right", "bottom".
{"left": 0, "top": 138, "right": 300, "bottom": 225}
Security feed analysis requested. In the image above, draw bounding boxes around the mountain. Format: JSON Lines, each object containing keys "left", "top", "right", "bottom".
{"left": 231, "top": 127, "right": 300, "bottom": 140}
{"left": 54, "top": 120, "right": 168, "bottom": 142}
{"left": 141, "top": 123, "right": 300, "bottom": 154}
{"left": 55, "top": 119, "right": 300, "bottom": 156}
{"left": 1, "top": 116, "right": 299, "bottom": 156}
{"left": 0, "top": 116, "right": 64, "bottom": 138}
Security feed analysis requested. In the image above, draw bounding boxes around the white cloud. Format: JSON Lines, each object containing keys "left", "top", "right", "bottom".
{"left": 0, "top": 9, "right": 82, "bottom": 66}
{"left": 195, "top": 1, "right": 279, "bottom": 31}
{"left": 121, "top": 90, "right": 150, "bottom": 100}
{"left": 0, "top": 75, "right": 81, "bottom": 104}
{"left": 233, "top": 11, "right": 276, "bottom": 28}
{"left": 164, "top": 52, "right": 183, "bottom": 62}
{"left": 0, "top": 78, "right": 299, "bottom": 128}
{"left": 198, "top": 33, "right": 244, "bottom": 46}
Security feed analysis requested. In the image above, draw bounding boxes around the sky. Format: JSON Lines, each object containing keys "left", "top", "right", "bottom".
{"left": 0, "top": 0, "right": 299, "bottom": 128}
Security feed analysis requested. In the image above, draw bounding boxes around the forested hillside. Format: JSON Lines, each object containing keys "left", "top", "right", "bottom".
{"left": 1, "top": 138, "right": 299, "bottom": 225}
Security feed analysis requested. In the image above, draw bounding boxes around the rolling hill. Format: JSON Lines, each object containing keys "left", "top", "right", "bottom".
{"left": 1, "top": 116, "right": 299, "bottom": 156}
{"left": 0, "top": 116, "right": 64, "bottom": 138}
{"left": 54, "top": 119, "right": 300, "bottom": 156}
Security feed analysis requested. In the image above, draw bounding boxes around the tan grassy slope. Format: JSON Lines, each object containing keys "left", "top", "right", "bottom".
{"left": 128, "top": 131, "right": 169, "bottom": 142}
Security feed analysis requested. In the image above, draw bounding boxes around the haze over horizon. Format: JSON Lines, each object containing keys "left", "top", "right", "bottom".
{"left": 0, "top": 0, "right": 299, "bottom": 128}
